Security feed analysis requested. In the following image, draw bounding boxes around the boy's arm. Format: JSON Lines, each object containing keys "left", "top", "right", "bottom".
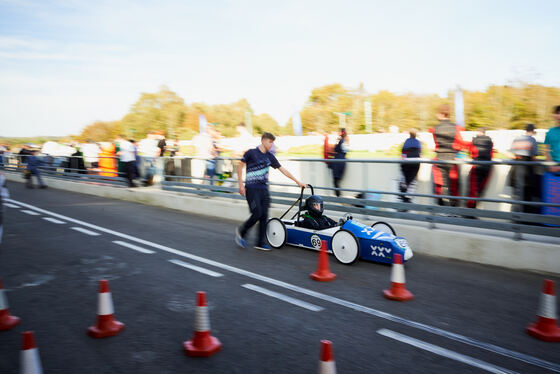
{"left": 278, "top": 166, "right": 306, "bottom": 188}
{"left": 237, "top": 161, "right": 246, "bottom": 195}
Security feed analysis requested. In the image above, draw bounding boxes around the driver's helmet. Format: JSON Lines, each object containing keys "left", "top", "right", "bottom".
{"left": 305, "top": 195, "right": 324, "bottom": 218}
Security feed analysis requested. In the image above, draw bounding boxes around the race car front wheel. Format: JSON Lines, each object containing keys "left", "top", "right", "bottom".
{"left": 331, "top": 229, "right": 360, "bottom": 265}
{"left": 266, "top": 218, "right": 286, "bottom": 248}
{"left": 371, "top": 221, "right": 396, "bottom": 236}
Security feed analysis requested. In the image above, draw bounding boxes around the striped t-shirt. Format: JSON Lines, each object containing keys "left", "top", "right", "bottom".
{"left": 242, "top": 147, "right": 281, "bottom": 189}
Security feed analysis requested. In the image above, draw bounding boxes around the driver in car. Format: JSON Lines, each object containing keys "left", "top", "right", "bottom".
{"left": 300, "top": 195, "right": 338, "bottom": 230}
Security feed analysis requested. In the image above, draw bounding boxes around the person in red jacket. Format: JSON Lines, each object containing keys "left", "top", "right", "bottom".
{"left": 466, "top": 128, "right": 494, "bottom": 209}
{"left": 429, "top": 104, "right": 468, "bottom": 206}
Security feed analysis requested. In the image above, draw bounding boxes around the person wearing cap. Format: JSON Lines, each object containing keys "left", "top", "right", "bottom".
{"left": 510, "top": 123, "right": 540, "bottom": 213}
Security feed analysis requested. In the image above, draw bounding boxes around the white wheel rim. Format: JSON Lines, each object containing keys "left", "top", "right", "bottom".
{"left": 266, "top": 219, "right": 285, "bottom": 248}
{"left": 372, "top": 223, "right": 394, "bottom": 235}
{"left": 332, "top": 231, "right": 358, "bottom": 264}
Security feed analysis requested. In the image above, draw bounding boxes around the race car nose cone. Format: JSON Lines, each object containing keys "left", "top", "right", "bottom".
{"left": 404, "top": 247, "right": 413, "bottom": 261}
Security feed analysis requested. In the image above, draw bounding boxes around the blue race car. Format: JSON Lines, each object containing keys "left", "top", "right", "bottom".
{"left": 265, "top": 186, "right": 413, "bottom": 265}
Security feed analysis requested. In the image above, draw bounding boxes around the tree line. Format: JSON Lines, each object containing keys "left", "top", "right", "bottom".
{"left": 75, "top": 83, "right": 560, "bottom": 142}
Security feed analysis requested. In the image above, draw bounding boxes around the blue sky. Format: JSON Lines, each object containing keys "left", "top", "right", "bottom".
{"left": 1, "top": 0, "right": 558, "bottom": 137}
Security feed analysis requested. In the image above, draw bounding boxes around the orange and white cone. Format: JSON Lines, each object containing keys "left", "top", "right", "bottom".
{"left": 87, "top": 279, "right": 125, "bottom": 338}
{"left": 20, "top": 331, "right": 43, "bottom": 374}
{"left": 310, "top": 240, "right": 336, "bottom": 282}
{"left": 383, "top": 253, "right": 413, "bottom": 301}
{"left": 184, "top": 291, "right": 222, "bottom": 357}
{"left": 527, "top": 279, "right": 560, "bottom": 342}
{"left": 318, "top": 340, "right": 336, "bottom": 374}
{"left": 0, "top": 278, "right": 21, "bottom": 331}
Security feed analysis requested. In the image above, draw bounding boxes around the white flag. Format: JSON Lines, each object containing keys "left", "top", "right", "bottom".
{"left": 198, "top": 114, "right": 207, "bottom": 134}
{"left": 455, "top": 87, "right": 465, "bottom": 128}
{"left": 292, "top": 111, "right": 302, "bottom": 136}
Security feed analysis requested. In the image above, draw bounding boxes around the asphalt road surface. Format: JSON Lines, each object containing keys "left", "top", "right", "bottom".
{"left": 1, "top": 181, "right": 559, "bottom": 373}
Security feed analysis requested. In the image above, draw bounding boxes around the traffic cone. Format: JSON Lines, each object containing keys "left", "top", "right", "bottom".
{"left": 0, "top": 278, "right": 21, "bottom": 331}
{"left": 383, "top": 253, "right": 413, "bottom": 301}
{"left": 20, "top": 331, "right": 43, "bottom": 374}
{"left": 526, "top": 279, "right": 560, "bottom": 342}
{"left": 318, "top": 340, "right": 337, "bottom": 374}
{"left": 87, "top": 279, "right": 125, "bottom": 338}
{"left": 184, "top": 291, "right": 222, "bottom": 357}
{"left": 310, "top": 240, "right": 336, "bottom": 282}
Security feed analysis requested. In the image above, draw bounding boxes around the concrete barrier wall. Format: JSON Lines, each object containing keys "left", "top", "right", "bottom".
{"left": 5, "top": 172, "right": 558, "bottom": 275}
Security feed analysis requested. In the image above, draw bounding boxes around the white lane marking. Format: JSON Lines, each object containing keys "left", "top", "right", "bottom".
{"left": 21, "top": 209, "right": 40, "bottom": 216}
{"left": 169, "top": 259, "right": 223, "bottom": 277}
{"left": 3, "top": 203, "right": 20, "bottom": 208}
{"left": 7, "top": 198, "right": 560, "bottom": 374}
{"left": 377, "top": 329, "right": 518, "bottom": 374}
{"left": 113, "top": 240, "right": 155, "bottom": 254}
{"left": 242, "top": 284, "right": 323, "bottom": 312}
{"left": 70, "top": 227, "right": 101, "bottom": 236}
{"left": 42, "top": 217, "right": 66, "bottom": 224}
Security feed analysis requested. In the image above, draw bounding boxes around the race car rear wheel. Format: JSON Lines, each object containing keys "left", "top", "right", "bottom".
{"left": 330, "top": 229, "right": 360, "bottom": 265}
{"left": 371, "top": 221, "right": 396, "bottom": 236}
{"left": 266, "top": 218, "right": 286, "bottom": 248}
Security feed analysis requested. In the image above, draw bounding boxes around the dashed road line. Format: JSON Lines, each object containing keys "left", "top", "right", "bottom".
{"left": 169, "top": 259, "right": 223, "bottom": 277}
{"left": 7, "top": 198, "right": 560, "bottom": 373}
{"left": 113, "top": 240, "right": 155, "bottom": 254}
{"left": 3, "top": 203, "right": 21, "bottom": 208}
{"left": 43, "top": 217, "right": 66, "bottom": 224}
{"left": 377, "top": 329, "right": 518, "bottom": 374}
{"left": 70, "top": 227, "right": 101, "bottom": 236}
{"left": 21, "top": 209, "right": 40, "bottom": 215}
{"left": 242, "top": 283, "right": 324, "bottom": 312}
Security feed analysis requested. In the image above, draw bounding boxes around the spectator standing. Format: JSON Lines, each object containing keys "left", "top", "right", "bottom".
{"left": 545, "top": 105, "right": 560, "bottom": 172}
{"left": 116, "top": 135, "right": 137, "bottom": 187}
{"left": 330, "top": 128, "right": 349, "bottom": 197}
{"left": 509, "top": 123, "right": 540, "bottom": 214}
{"left": 235, "top": 132, "right": 306, "bottom": 251}
{"left": 81, "top": 140, "right": 101, "bottom": 169}
{"left": 429, "top": 104, "right": 468, "bottom": 206}
{"left": 399, "top": 129, "right": 422, "bottom": 203}
{"left": 232, "top": 123, "right": 255, "bottom": 180}
{"left": 157, "top": 132, "right": 167, "bottom": 157}
{"left": 138, "top": 132, "right": 160, "bottom": 186}
{"left": 25, "top": 149, "right": 46, "bottom": 189}
{"left": 466, "top": 128, "right": 494, "bottom": 209}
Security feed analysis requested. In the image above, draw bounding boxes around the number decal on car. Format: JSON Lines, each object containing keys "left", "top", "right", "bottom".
{"left": 310, "top": 235, "right": 322, "bottom": 249}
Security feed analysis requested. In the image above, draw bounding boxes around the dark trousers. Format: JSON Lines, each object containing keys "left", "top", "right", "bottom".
{"left": 240, "top": 187, "right": 270, "bottom": 246}
{"left": 467, "top": 165, "right": 491, "bottom": 209}
{"left": 399, "top": 163, "right": 419, "bottom": 203}
{"left": 123, "top": 161, "right": 136, "bottom": 187}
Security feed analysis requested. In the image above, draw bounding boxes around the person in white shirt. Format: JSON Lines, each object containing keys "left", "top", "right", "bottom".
{"left": 117, "top": 135, "right": 137, "bottom": 187}
{"left": 81, "top": 140, "right": 101, "bottom": 169}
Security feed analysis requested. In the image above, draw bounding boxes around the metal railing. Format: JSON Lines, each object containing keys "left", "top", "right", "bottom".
{"left": 3, "top": 153, "right": 559, "bottom": 239}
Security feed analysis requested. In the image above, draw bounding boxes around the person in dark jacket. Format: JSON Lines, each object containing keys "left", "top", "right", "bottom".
{"left": 26, "top": 150, "right": 47, "bottom": 189}
{"left": 466, "top": 128, "right": 494, "bottom": 209}
{"left": 300, "top": 195, "right": 337, "bottom": 230}
{"left": 399, "top": 129, "right": 421, "bottom": 203}
{"left": 330, "top": 128, "right": 349, "bottom": 197}
{"left": 429, "top": 104, "right": 468, "bottom": 206}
